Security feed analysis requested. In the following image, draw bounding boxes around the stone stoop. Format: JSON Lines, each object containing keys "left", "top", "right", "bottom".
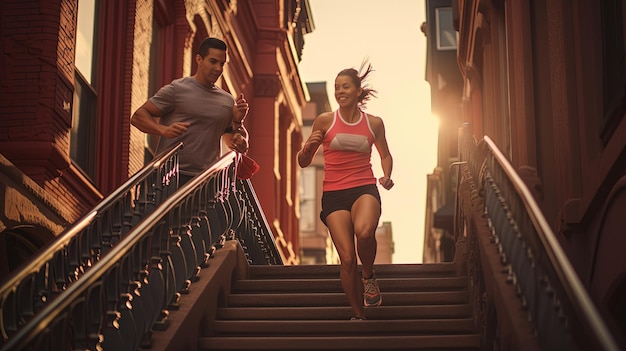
{"left": 198, "top": 263, "right": 481, "bottom": 350}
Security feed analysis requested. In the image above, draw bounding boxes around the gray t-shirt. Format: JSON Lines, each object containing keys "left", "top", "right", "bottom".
{"left": 150, "top": 76, "right": 235, "bottom": 176}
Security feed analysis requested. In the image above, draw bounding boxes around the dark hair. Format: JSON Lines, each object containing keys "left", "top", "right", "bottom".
{"left": 198, "top": 37, "right": 227, "bottom": 57}
{"left": 337, "top": 59, "right": 377, "bottom": 107}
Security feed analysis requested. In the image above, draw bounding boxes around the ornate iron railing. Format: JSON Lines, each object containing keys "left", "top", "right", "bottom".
{"left": 0, "top": 148, "right": 282, "bottom": 350}
{"left": 457, "top": 123, "right": 619, "bottom": 350}
{"left": 0, "top": 142, "right": 183, "bottom": 346}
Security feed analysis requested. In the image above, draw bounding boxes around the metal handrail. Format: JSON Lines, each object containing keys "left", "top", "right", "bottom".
{"left": 0, "top": 141, "right": 182, "bottom": 292}
{"left": 237, "top": 179, "right": 283, "bottom": 264}
{"left": 0, "top": 142, "right": 182, "bottom": 342}
{"left": 483, "top": 136, "right": 619, "bottom": 351}
{"left": 0, "top": 151, "right": 234, "bottom": 351}
{"left": 1, "top": 150, "right": 282, "bottom": 350}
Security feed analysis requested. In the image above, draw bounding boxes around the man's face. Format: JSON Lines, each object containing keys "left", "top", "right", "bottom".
{"left": 197, "top": 48, "right": 227, "bottom": 84}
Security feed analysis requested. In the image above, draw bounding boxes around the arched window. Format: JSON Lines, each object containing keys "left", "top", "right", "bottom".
{"left": 0, "top": 226, "right": 47, "bottom": 282}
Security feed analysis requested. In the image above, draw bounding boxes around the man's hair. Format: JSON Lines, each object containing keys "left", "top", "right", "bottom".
{"left": 198, "top": 37, "right": 227, "bottom": 57}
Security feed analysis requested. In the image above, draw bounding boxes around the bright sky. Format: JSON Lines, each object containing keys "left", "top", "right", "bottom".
{"left": 298, "top": 0, "right": 438, "bottom": 263}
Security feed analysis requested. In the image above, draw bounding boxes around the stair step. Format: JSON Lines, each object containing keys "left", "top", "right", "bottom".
{"left": 232, "top": 276, "right": 468, "bottom": 293}
{"left": 211, "top": 318, "right": 476, "bottom": 336}
{"left": 216, "top": 305, "right": 473, "bottom": 320}
{"left": 198, "top": 334, "right": 481, "bottom": 350}
{"left": 204, "top": 263, "right": 479, "bottom": 350}
{"left": 248, "top": 263, "right": 457, "bottom": 279}
{"left": 226, "top": 291, "right": 468, "bottom": 307}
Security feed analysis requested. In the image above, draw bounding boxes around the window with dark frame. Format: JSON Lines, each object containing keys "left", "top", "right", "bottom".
{"left": 436, "top": 7, "right": 457, "bottom": 51}
{"left": 70, "top": 0, "right": 99, "bottom": 181}
{"left": 600, "top": 0, "right": 626, "bottom": 145}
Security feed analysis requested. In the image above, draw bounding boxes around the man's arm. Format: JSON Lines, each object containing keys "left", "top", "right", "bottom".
{"left": 131, "top": 100, "right": 190, "bottom": 138}
{"left": 224, "top": 93, "right": 250, "bottom": 153}
{"left": 232, "top": 93, "right": 249, "bottom": 126}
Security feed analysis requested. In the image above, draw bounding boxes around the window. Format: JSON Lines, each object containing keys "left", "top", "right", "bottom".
{"left": 71, "top": 72, "right": 97, "bottom": 178}
{"left": 436, "top": 7, "right": 457, "bottom": 50}
{"left": 71, "top": 0, "right": 98, "bottom": 180}
{"left": 75, "top": 0, "right": 96, "bottom": 84}
{"left": 600, "top": 0, "right": 626, "bottom": 145}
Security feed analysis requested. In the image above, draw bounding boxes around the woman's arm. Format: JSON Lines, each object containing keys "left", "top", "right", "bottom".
{"left": 297, "top": 113, "right": 330, "bottom": 168}
{"left": 371, "top": 115, "right": 394, "bottom": 190}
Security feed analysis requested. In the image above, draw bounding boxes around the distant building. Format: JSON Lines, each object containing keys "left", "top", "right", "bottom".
{"left": 374, "top": 221, "right": 394, "bottom": 264}
{"left": 422, "top": 0, "right": 463, "bottom": 263}
{"left": 298, "top": 82, "right": 335, "bottom": 265}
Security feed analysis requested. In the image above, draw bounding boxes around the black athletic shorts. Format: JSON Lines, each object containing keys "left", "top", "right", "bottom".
{"left": 319, "top": 184, "right": 381, "bottom": 226}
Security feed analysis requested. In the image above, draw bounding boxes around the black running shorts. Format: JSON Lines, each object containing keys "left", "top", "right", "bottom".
{"left": 319, "top": 184, "right": 381, "bottom": 226}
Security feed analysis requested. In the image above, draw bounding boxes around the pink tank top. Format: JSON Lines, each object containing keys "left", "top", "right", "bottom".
{"left": 322, "top": 109, "right": 376, "bottom": 191}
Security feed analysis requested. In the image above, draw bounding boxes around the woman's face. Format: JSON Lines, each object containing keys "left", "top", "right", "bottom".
{"left": 334, "top": 75, "right": 361, "bottom": 107}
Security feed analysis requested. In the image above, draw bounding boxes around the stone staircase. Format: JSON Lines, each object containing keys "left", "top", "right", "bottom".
{"left": 199, "top": 263, "right": 481, "bottom": 350}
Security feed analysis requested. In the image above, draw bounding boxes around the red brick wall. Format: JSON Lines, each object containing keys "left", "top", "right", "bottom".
{"left": 0, "top": 0, "right": 84, "bottom": 221}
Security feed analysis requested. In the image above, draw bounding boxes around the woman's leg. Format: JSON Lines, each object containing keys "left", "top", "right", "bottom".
{"left": 326, "top": 210, "right": 364, "bottom": 319}
{"left": 352, "top": 194, "right": 382, "bottom": 307}
{"left": 352, "top": 194, "right": 381, "bottom": 278}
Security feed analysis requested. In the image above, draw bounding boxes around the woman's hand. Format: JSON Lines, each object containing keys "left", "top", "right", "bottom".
{"left": 378, "top": 176, "right": 394, "bottom": 190}
{"left": 303, "top": 130, "right": 324, "bottom": 153}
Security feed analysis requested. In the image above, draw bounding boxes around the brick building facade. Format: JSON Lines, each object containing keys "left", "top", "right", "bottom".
{"left": 0, "top": 0, "right": 313, "bottom": 278}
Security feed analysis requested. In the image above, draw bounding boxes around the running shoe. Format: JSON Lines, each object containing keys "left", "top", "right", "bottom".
{"left": 362, "top": 274, "right": 382, "bottom": 307}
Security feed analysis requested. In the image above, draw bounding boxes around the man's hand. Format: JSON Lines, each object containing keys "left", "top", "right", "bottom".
{"left": 233, "top": 93, "right": 249, "bottom": 123}
{"left": 161, "top": 122, "right": 191, "bottom": 138}
{"left": 229, "top": 130, "right": 248, "bottom": 153}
